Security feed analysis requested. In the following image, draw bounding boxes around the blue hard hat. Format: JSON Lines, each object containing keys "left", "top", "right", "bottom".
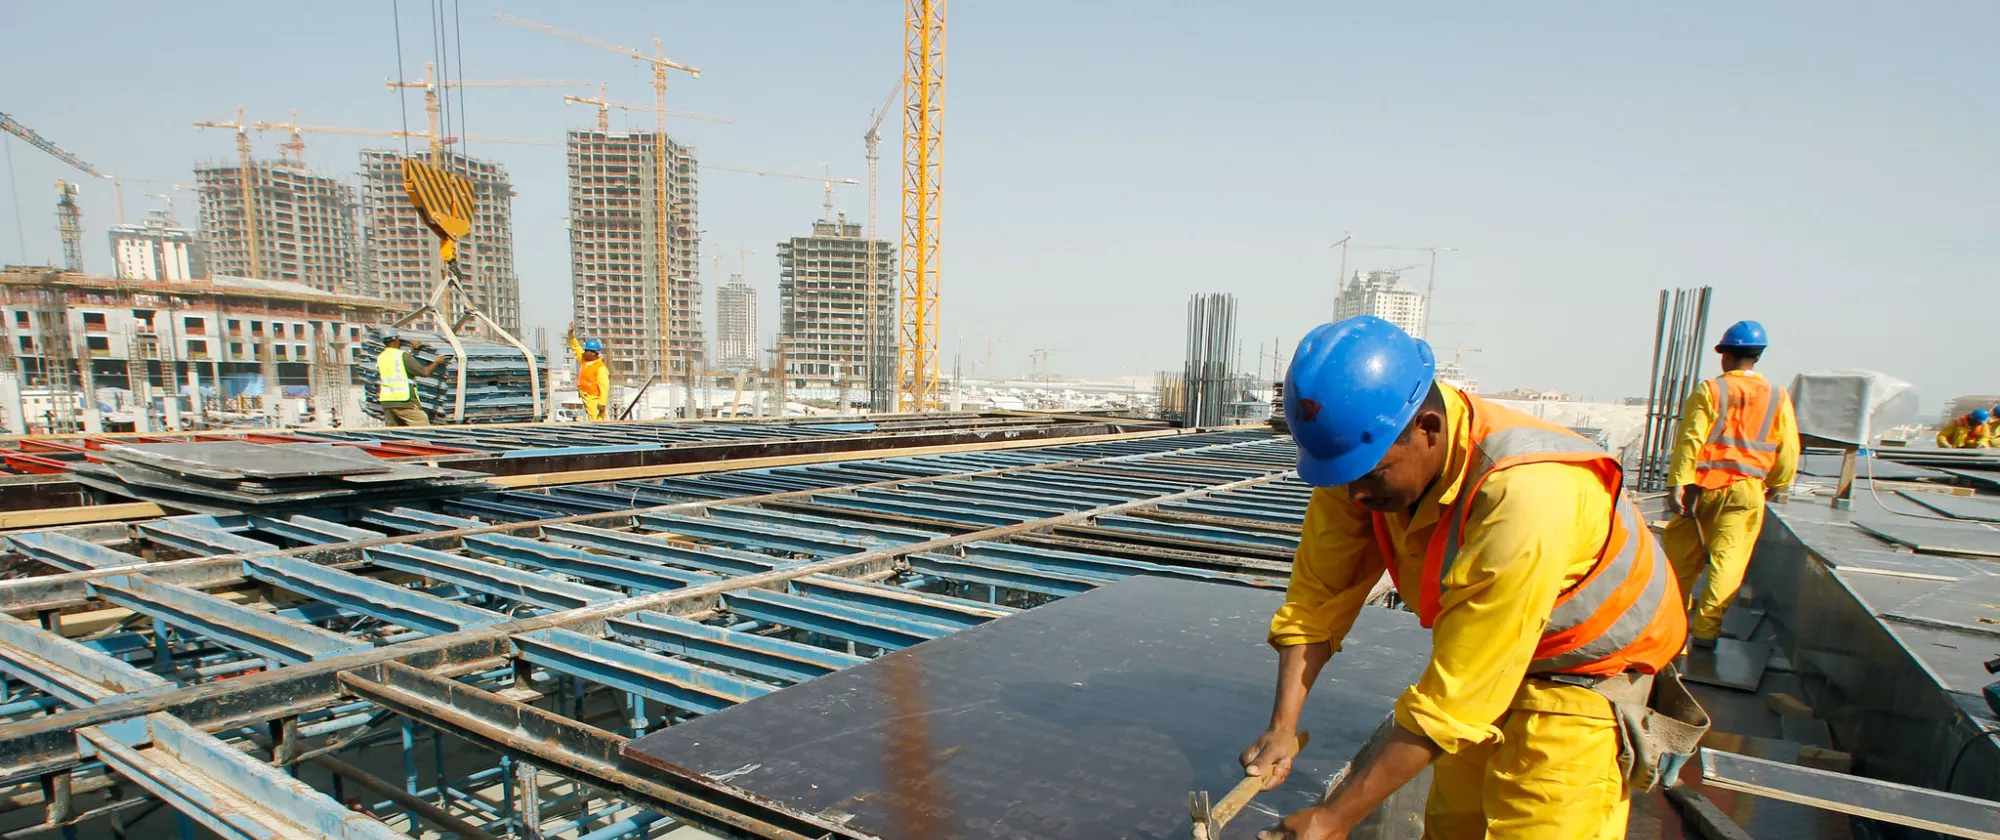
{"left": 582, "top": 338, "right": 603, "bottom": 352}
{"left": 1717, "top": 320, "right": 1768, "bottom": 350}
{"left": 1974, "top": 408, "right": 1993, "bottom": 426}
{"left": 1284, "top": 316, "right": 1436, "bottom": 487}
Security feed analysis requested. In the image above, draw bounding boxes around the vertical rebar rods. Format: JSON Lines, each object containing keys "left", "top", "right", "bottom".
{"left": 1182, "top": 293, "right": 1239, "bottom": 429}
{"left": 1635, "top": 286, "right": 1712, "bottom": 491}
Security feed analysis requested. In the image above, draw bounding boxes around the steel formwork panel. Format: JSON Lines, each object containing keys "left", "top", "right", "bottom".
{"left": 244, "top": 554, "right": 507, "bottom": 635}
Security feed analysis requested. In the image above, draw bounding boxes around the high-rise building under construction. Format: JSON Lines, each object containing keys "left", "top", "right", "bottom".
{"left": 194, "top": 159, "right": 362, "bottom": 295}
{"left": 360, "top": 150, "right": 521, "bottom": 335}
{"left": 1333, "top": 270, "right": 1428, "bottom": 339}
{"left": 776, "top": 214, "right": 894, "bottom": 389}
{"left": 715, "top": 276, "right": 757, "bottom": 371}
{"left": 566, "top": 129, "right": 703, "bottom": 381}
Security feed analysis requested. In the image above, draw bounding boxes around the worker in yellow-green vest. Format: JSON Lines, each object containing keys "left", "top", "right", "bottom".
{"left": 1936, "top": 407, "right": 1992, "bottom": 449}
{"left": 375, "top": 330, "right": 451, "bottom": 427}
{"left": 1247, "top": 316, "right": 1697, "bottom": 840}
{"left": 567, "top": 323, "right": 611, "bottom": 422}
{"left": 1663, "top": 320, "right": 1799, "bottom": 649}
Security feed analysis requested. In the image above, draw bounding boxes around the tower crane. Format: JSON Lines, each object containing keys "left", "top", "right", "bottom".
{"left": 562, "top": 84, "right": 729, "bottom": 132}
{"left": 862, "top": 80, "right": 902, "bottom": 412}
{"left": 386, "top": 64, "right": 588, "bottom": 162}
{"left": 899, "top": 0, "right": 946, "bottom": 412}
{"left": 249, "top": 112, "right": 560, "bottom": 157}
{"left": 705, "top": 164, "right": 859, "bottom": 222}
{"left": 0, "top": 113, "right": 103, "bottom": 178}
{"left": 495, "top": 12, "right": 699, "bottom": 386}
{"left": 194, "top": 107, "right": 262, "bottom": 278}
{"left": 2, "top": 112, "right": 106, "bottom": 272}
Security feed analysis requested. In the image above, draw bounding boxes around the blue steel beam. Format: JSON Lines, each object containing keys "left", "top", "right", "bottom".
{"left": 606, "top": 611, "right": 863, "bottom": 684}
{"left": 78, "top": 713, "right": 406, "bottom": 839}
{"left": 138, "top": 518, "right": 279, "bottom": 557}
{"left": 1159, "top": 498, "right": 1305, "bottom": 524}
{"left": 861, "top": 486, "right": 1086, "bottom": 516}
{"left": 788, "top": 575, "right": 1012, "bottom": 629}
{"left": 461, "top": 534, "right": 718, "bottom": 593}
{"left": 907, "top": 553, "right": 1104, "bottom": 598}
{"left": 0, "top": 614, "right": 170, "bottom": 705}
{"left": 87, "top": 575, "right": 370, "bottom": 665}
{"left": 244, "top": 555, "right": 507, "bottom": 635}
{"left": 804, "top": 495, "right": 1027, "bottom": 527}
{"left": 443, "top": 497, "right": 555, "bottom": 522}
{"left": 538, "top": 523, "right": 781, "bottom": 576}
{"left": 937, "top": 476, "right": 1136, "bottom": 505}
{"left": 722, "top": 589, "right": 953, "bottom": 651}
{"left": 6, "top": 531, "right": 141, "bottom": 571}
{"left": 961, "top": 541, "right": 1284, "bottom": 588}
{"left": 636, "top": 514, "right": 876, "bottom": 557}
{"left": 511, "top": 628, "right": 770, "bottom": 716}
{"left": 359, "top": 507, "right": 487, "bottom": 534}
{"left": 702, "top": 507, "right": 943, "bottom": 545}
{"left": 249, "top": 514, "right": 384, "bottom": 546}
{"left": 1088, "top": 514, "right": 1300, "bottom": 550}
{"left": 365, "top": 545, "right": 619, "bottom": 611}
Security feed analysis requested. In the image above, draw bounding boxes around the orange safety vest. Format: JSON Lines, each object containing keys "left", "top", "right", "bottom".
{"left": 578, "top": 358, "right": 607, "bottom": 399}
{"left": 1368, "top": 394, "right": 1686, "bottom": 678}
{"left": 1692, "top": 375, "right": 1787, "bottom": 490}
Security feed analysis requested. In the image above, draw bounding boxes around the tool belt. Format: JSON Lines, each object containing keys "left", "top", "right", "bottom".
{"left": 1546, "top": 665, "right": 1710, "bottom": 793}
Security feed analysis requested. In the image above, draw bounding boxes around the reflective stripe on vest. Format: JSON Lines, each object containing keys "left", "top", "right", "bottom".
{"left": 376, "top": 348, "right": 414, "bottom": 403}
{"left": 1369, "top": 394, "right": 1686, "bottom": 678}
{"left": 1692, "top": 375, "right": 1785, "bottom": 489}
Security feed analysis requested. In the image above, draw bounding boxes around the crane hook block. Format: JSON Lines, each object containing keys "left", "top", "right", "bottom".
{"left": 401, "top": 157, "right": 475, "bottom": 262}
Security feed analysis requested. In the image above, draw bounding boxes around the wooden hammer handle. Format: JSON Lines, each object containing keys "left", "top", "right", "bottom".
{"left": 1213, "top": 731, "right": 1312, "bottom": 829}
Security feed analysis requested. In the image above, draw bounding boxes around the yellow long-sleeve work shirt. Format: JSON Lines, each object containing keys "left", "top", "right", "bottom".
{"left": 1268, "top": 387, "right": 1613, "bottom": 754}
{"left": 1937, "top": 417, "right": 1992, "bottom": 449}
{"left": 1665, "top": 370, "right": 1799, "bottom": 489}
{"left": 568, "top": 335, "right": 610, "bottom": 401}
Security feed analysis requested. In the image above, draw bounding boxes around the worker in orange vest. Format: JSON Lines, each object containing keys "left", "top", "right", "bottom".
{"left": 1248, "top": 316, "right": 1698, "bottom": 840}
{"left": 1936, "top": 407, "right": 1992, "bottom": 449}
{"left": 1663, "top": 320, "right": 1799, "bottom": 649}
{"left": 567, "top": 324, "right": 611, "bottom": 422}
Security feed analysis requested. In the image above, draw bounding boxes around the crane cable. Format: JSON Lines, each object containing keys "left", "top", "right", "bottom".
{"left": 392, "top": 0, "right": 412, "bottom": 157}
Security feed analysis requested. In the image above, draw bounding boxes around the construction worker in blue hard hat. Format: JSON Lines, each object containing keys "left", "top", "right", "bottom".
{"left": 375, "top": 329, "right": 450, "bottom": 427}
{"left": 1248, "top": 316, "right": 1693, "bottom": 840}
{"left": 1937, "top": 406, "right": 1994, "bottom": 449}
{"left": 1662, "top": 319, "right": 1799, "bottom": 654}
{"left": 566, "top": 323, "right": 611, "bottom": 422}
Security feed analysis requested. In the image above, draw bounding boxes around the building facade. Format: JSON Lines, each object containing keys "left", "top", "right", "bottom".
{"left": 359, "top": 150, "right": 520, "bottom": 334}
{"left": 110, "top": 210, "right": 208, "bottom": 282}
{"left": 193, "top": 160, "right": 362, "bottom": 295}
{"left": 715, "top": 276, "right": 758, "bottom": 371}
{"left": 566, "top": 129, "right": 703, "bottom": 382}
{"left": 776, "top": 214, "right": 895, "bottom": 388}
{"left": 1333, "top": 270, "right": 1427, "bottom": 339}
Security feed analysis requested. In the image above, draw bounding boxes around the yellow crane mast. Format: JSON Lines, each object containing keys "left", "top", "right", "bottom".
{"left": 193, "top": 107, "right": 262, "bottom": 279}
{"left": 494, "top": 12, "right": 699, "bottom": 385}
{"left": 900, "top": 0, "right": 946, "bottom": 412}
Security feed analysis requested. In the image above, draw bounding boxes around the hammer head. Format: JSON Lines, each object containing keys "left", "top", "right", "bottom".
{"left": 1188, "top": 790, "right": 1218, "bottom": 839}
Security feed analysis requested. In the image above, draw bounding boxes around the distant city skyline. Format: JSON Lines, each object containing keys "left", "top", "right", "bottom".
{"left": 1, "top": 2, "right": 1993, "bottom": 408}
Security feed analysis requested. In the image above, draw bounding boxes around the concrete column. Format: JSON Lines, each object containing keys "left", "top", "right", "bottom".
{"left": 186, "top": 365, "right": 201, "bottom": 428}
{"left": 0, "top": 371, "right": 23, "bottom": 435}
{"left": 161, "top": 363, "right": 181, "bottom": 431}
{"left": 78, "top": 358, "right": 102, "bottom": 433}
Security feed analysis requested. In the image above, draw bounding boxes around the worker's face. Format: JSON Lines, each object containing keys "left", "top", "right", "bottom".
{"left": 1344, "top": 409, "right": 1449, "bottom": 513}
{"left": 583, "top": 350, "right": 599, "bottom": 361}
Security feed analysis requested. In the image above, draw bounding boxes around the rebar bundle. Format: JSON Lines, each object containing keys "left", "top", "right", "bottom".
{"left": 1182, "top": 293, "right": 1239, "bottom": 429}
{"left": 1635, "top": 286, "right": 1712, "bottom": 491}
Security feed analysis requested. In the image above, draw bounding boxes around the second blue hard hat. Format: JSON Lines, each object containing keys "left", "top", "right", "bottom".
{"left": 1974, "top": 408, "right": 1993, "bottom": 426}
{"left": 1717, "top": 320, "right": 1768, "bottom": 350}
{"left": 1284, "top": 316, "right": 1436, "bottom": 487}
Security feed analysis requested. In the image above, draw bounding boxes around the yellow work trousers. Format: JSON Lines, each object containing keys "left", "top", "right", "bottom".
{"left": 581, "top": 395, "right": 607, "bottom": 422}
{"left": 1663, "top": 478, "right": 1766, "bottom": 641}
{"left": 1424, "top": 682, "right": 1628, "bottom": 840}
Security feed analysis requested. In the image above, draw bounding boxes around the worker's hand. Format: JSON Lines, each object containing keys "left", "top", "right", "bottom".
{"left": 1765, "top": 486, "right": 1789, "bottom": 504}
{"left": 1671, "top": 485, "right": 1699, "bottom": 516}
{"left": 1257, "top": 805, "right": 1347, "bottom": 840}
{"left": 1241, "top": 729, "right": 1302, "bottom": 790}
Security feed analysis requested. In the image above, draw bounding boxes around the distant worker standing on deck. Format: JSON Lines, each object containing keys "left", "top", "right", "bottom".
{"left": 568, "top": 323, "right": 611, "bottom": 422}
{"left": 375, "top": 330, "right": 451, "bottom": 427}
{"left": 1936, "top": 407, "right": 1993, "bottom": 449}
{"left": 1662, "top": 320, "right": 1799, "bottom": 649}
{"left": 1246, "top": 316, "right": 1696, "bottom": 840}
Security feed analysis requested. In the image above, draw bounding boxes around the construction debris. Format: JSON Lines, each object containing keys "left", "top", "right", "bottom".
{"left": 68, "top": 440, "right": 488, "bottom": 515}
{"left": 356, "top": 328, "right": 548, "bottom": 424}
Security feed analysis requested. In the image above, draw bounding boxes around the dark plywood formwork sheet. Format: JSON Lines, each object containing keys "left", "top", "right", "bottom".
{"left": 625, "top": 576, "right": 1430, "bottom": 840}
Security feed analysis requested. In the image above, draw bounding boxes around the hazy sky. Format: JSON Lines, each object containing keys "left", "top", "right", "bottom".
{"left": 2, "top": 2, "right": 1994, "bottom": 406}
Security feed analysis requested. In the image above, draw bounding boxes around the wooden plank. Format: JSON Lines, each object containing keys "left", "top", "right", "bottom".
{"left": 0, "top": 502, "right": 163, "bottom": 531}
{"left": 1698, "top": 749, "right": 2000, "bottom": 839}
{"left": 486, "top": 428, "right": 1190, "bottom": 489}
